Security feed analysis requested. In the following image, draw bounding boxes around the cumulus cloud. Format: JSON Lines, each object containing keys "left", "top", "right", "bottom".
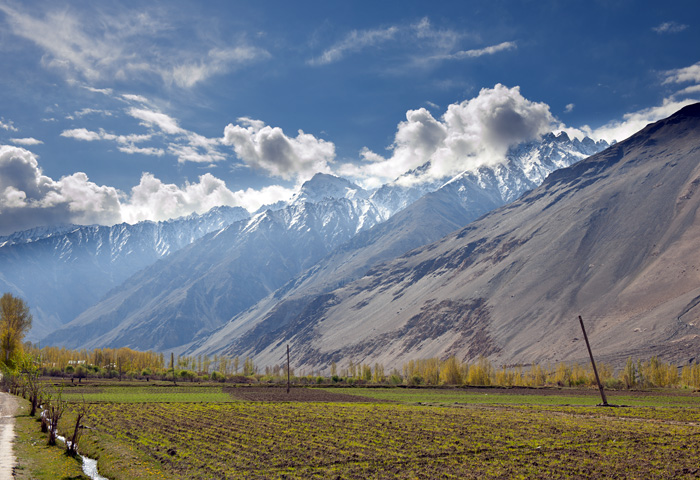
{"left": 10, "top": 138, "right": 43, "bottom": 146}
{"left": 653, "top": 21, "right": 689, "bottom": 34}
{"left": 121, "top": 172, "right": 235, "bottom": 223}
{"left": 223, "top": 118, "right": 334, "bottom": 181}
{"left": 340, "top": 84, "right": 556, "bottom": 188}
{"left": 0, "top": 145, "right": 122, "bottom": 234}
{"left": 0, "top": 145, "right": 295, "bottom": 235}
{"left": 0, "top": 4, "right": 269, "bottom": 88}
{"left": 564, "top": 103, "right": 575, "bottom": 113}
{"left": 61, "top": 128, "right": 102, "bottom": 142}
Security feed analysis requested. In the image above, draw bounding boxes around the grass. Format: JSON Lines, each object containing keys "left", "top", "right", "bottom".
{"left": 72, "top": 399, "right": 700, "bottom": 479}
{"left": 12, "top": 399, "right": 88, "bottom": 480}
{"left": 14, "top": 382, "right": 700, "bottom": 479}
{"left": 59, "top": 384, "right": 235, "bottom": 403}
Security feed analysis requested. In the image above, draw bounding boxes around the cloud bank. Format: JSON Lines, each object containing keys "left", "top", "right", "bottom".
{"left": 0, "top": 145, "right": 122, "bottom": 234}
{"left": 0, "top": 146, "right": 293, "bottom": 235}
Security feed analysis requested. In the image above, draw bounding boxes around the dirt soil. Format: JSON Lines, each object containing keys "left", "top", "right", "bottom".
{"left": 0, "top": 392, "right": 18, "bottom": 480}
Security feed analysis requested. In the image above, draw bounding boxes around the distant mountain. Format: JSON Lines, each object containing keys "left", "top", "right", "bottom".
{"left": 46, "top": 180, "right": 385, "bottom": 351}
{"left": 37, "top": 130, "right": 608, "bottom": 353}
{"left": 206, "top": 103, "right": 700, "bottom": 371}
{"left": 369, "top": 132, "right": 608, "bottom": 219}
{"left": 0, "top": 206, "right": 250, "bottom": 340}
{"left": 187, "top": 132, "right": 608, "bottom": 357}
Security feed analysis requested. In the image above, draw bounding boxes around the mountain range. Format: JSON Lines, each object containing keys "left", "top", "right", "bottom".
{"left": 27, "top": 129, "right": 606, "bottom": 355}
{"left": 1, "top": 124, "right": 625, "bottom": 370}
{"left": 207, "top": 103, "right": 700, "bottom": 371}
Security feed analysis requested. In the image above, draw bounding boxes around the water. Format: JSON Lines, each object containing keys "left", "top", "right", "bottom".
{"left": 56, "top": 434, "right": 109, "bottom": 480}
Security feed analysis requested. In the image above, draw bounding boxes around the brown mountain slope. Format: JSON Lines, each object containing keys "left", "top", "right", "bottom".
{"left": 232, "top": 103, "right": 700, "bottom": 370}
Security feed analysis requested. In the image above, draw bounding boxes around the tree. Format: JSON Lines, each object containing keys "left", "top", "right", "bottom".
{"left": 0, "top": 293, "right": 33, "bottom": 367}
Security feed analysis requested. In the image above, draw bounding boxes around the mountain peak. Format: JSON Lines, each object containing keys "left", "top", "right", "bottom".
{"left": 292, "top": 173, "right": 368, "bottom": 204}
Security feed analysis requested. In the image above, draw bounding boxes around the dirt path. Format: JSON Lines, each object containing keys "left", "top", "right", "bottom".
{"left": 0, "top": 392, "right": 18, "bottom": 480}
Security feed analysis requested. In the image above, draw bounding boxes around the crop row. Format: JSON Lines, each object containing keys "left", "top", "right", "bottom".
{"left": 72, "top": 401, "right": 700, "bottom": 479}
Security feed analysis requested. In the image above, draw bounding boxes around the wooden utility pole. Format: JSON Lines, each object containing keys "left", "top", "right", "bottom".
{"left": 578, "top": 315, "right": 609, "bottom": 406}
{"left": 286, "top": 344, "right": 291, "bottom": 394}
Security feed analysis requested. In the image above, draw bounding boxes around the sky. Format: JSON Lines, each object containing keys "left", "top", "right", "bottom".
{"left": 0, "top": 0, "right": 699, "bottom": 235}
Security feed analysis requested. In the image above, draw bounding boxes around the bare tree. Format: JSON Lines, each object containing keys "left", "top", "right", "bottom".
{"left": 44, "top": 387, "right": 66, "bottom": 446}
{"left": 66, "top": 399, "right": 91, "bottom": 456}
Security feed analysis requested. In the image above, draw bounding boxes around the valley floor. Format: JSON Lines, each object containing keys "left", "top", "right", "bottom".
{"left": 14, "top": 382, "right": 700, "bottom": 479}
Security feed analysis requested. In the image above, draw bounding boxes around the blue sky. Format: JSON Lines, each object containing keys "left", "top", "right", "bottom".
{"left": 0, "top": 0, "right": 699, "bottom": 235}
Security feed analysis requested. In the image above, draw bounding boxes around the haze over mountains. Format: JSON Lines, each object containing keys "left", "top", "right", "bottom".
{"left": 1, "top": 128, "right": 606, "bottom": 353}
{"left": 11, "top": 100, "right": 700, "bottom": 373}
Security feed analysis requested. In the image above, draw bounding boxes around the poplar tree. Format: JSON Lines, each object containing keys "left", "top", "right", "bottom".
{"left": 0, "top": 293, "right": 32, "bottom": 367}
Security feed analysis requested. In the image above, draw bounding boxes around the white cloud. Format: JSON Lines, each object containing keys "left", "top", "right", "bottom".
{"left": 121, "top": 94, "right": 149, "bottom": 104}
{"left": 121, "top": 172, "right": 235, "bottom": 223}
{"left": 564, "top": 103, "right": 575, "bottom": 113}
{"left": 61, "top": 103, "right": 227, "bottom": 163}
{"left": 127, "top": 108, "right": 184, "bottom": 135}
{"left": 308, "top": 26, "right": 399, "bottom": 65}
{"left": 82, "top": 86, "right": 114, "bottom": 96}
{"left": 223, "top": 119, "right": 334, "bottom": 181}
{"left": 0, "top": 119, "right": 18, "bottom": 132}
{"left": 341, "top": 84, "right": 556, "bottom": 188}
{"left": 168, "top": 46, "right": 271, "bottom": 88}
{"left": 0, "top": 4, "right": 270, "bottom": 89}
{"left": 67, "top": 108, "right": 112, "bottom": 120}
{"left": 230, "top": 184, "right": 295, "bottom": 213}
{"left": 445, "top": 41, "right": 517, "bottom": 60}
{"left": 309, "top": 17, "right": 511, "bottom": 69}
{"left": 663, "top": 61, "right": 700, "bottom": 85}
{"left": 0, "top": 145, "right": 122, "bottom": 234}
{"left": 10, "top": 138, "right": 43, "bottom": 146}
{"left": 0, "top": 145, "right": 296, "bottom": 234}
{"left": 653, "top": 21, "right": 689, "bottom": 34}
{"left": 583, "top": 98, "right": 699, "bottom": 144}
{"left": 61, "top": 128, "right": 102, "bottom": 142}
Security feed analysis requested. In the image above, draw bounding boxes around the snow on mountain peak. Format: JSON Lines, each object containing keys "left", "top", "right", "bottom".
{"left": 291, "top": 173, "right": 369, "bottom": 205}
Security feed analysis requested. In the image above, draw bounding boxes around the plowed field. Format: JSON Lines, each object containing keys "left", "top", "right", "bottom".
{"left": 71, "top": 389, "right": 700, "bottom": 479}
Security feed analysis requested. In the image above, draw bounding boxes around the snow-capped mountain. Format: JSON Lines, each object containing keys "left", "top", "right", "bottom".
{"left": 0, "top": 206, "right": 250, "bottom": 340}
{"left": 185, "top": 133, "right": 609, "bottom": 358}
{"left": 202, "top": 104, "right": 700, "bottom": 372}
{"left": 6, "top": 129, "right": 608, "bottom": 350}
{"left": 368, "top": 132, "right": 608, "bottom": 219}
{"left": 46, "top": 189, "right": 386, "bottom": 351}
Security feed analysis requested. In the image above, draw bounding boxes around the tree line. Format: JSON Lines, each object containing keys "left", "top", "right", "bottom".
{"left": 2, "top": 292, "right": 699, "bottom": 389}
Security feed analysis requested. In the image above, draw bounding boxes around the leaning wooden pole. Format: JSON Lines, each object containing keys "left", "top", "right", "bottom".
{"left": 286, "top": 344, "right": 291, "bottom": 394}
{"left": 578, "top": 315, "right": 608, "bottom": 406}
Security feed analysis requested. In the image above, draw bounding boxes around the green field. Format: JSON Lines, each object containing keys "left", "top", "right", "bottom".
{"left": 60, "top": 385, "right": 236, "bottom": 403}
{"left": 19, "top": 383, "right": 700, "bottom": 479}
